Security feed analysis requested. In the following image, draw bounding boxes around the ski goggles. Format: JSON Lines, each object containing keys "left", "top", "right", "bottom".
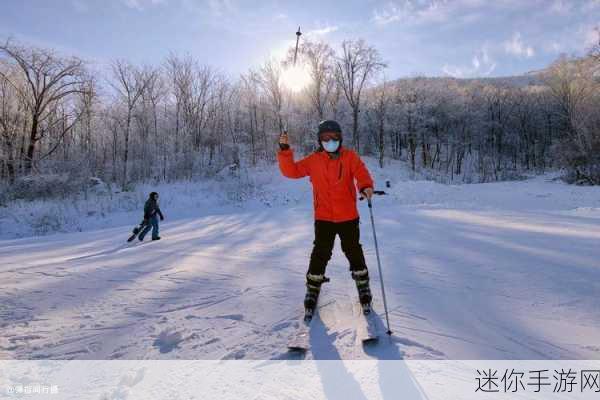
{"left": 319, "top": 132, "right": 341, "bottom": 142}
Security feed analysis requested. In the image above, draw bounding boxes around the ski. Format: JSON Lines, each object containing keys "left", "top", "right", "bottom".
{"left": 286, "top": 298, "right": 336, "bottom": 353}
{"left": 287, "top": 309, "right": 313, "bottom": 352}
{"left": 356, "top": 303, "right": 379, "bottom": 344}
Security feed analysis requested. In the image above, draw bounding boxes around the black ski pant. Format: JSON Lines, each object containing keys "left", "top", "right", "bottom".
{"left": 306, "top": 218, "right": 369, "bottom": 288}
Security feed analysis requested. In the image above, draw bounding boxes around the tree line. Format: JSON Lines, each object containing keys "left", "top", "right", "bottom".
{"left": 1, "top": 33, "right": 599, "bottom": 194}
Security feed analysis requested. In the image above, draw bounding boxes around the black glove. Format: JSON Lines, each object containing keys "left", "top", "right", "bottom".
{"left": 160, "top": 216, "right": 164, "bottom": 221}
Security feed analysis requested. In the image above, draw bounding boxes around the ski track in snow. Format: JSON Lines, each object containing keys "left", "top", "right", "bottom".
{"left": 1, "top": 170, "right": 600, "bottom": 360}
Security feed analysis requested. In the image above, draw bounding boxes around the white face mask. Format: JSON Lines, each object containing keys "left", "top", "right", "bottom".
{"left": 322, "top": 140, "right": 340, "bottom": 153}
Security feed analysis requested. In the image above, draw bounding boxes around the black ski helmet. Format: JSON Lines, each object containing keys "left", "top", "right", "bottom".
{"left": 317, "top": 120, "right": 342, "bottom": 136}
{"left": 149, "top": 192, "right": 159, "bottom": 200}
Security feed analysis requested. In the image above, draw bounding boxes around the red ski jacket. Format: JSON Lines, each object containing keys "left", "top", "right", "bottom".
{"left": 278, "top": 146, "right": 374, "bottom": 222}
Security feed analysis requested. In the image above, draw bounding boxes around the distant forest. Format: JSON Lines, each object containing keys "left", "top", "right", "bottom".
{"left": 1, "top": 33, "right": 599, "bottom": 196}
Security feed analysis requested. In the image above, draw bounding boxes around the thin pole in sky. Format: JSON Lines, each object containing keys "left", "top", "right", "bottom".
{"left": 293, "top": 26, "right": 302, "bottom": 66}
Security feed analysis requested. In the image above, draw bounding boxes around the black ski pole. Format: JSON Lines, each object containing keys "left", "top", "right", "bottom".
{"left": 367, "top": 197, "right": 393, "bottom": 335}
{"left": 293, "top": 27, "right": 302, "bottom": 66}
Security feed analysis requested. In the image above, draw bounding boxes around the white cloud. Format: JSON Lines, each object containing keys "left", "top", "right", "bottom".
{"left": 372, "top": 0, "right": 449, "bottom": 26}
{"left": 372, "top": 3, "right": 404, "bottom": 25}
{"left": 545, "top": 41, "right": 563, "bottom": 53}
{"left": 442, "top": 46, "right": 496, "bottom": 78}
{"left": 372, "top": 0, "right": 488, "bottom": 26}
{"left": 306, "top": 26, "right": 339, "bottom": 37}
{"left": 541, "top": 24, "right": 599, "bottom": 55}
{"left": 504, "top": 32, "right": 535, "bottom": 58}
{"left": 122, "top": 0, "right": 166, "bottom": 10}
{"left": 206, "top": 0, "right": 236, "bottom": 17}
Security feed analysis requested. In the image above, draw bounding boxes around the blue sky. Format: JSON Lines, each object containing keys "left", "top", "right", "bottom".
{"left": 1, "top": 0, "right": 598, "bottom": 79}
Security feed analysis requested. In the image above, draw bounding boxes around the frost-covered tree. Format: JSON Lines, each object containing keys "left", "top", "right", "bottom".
{"left": 335, "top": 39, "right": 386, "bottom": 152}
{"left": 0, "top": 39, "right": 90, "bottom": 174}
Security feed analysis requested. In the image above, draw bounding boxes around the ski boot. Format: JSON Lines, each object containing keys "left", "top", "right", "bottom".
{"left": 303, "top": 286, "right": 320, "bottom": 322}
{"left": 360, "top": 300, "right": 373, "bottom": 315}
{"left": 352, "top": 268, "right": 373, "bottom": 315}
{"left": 304, "top": 273, "right": 328, "bottom": 322}
{"left": 359, "top": 290, "right": 373, "bottom": 315}
{"left": 303, "top": 307, "right": 314, "bottom": 323}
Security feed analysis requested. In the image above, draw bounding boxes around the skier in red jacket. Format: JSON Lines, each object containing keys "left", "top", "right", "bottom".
{"left": 278, "top": 120, "right": 375, "bottom": 318}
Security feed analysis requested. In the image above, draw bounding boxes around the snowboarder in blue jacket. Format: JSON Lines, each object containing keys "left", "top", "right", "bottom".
{"left": 139, "top": 192, "right": 164, "bottom": 241}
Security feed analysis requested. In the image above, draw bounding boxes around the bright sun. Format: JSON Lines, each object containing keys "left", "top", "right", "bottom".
{"left": 281, "top": 65, "right": 311, "bottom": 92}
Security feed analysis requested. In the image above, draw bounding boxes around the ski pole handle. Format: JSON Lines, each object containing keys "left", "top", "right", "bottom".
{"left": 359, "top": 190, "right": 387, "bottom": 201}
{"left": 279, "top": 131, "right": 290, "bottom": 150}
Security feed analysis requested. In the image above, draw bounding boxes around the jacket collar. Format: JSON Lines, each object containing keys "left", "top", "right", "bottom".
{"left": 317, "top": 145, "right": 346, "bottom": 159}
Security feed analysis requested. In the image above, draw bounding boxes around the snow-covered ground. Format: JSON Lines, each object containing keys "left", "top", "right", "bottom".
{"left": 0, "top": 163, "right": 308, "bottom": 240}
{"left": 1, "top": 159, "right": 600, "bottom": 360}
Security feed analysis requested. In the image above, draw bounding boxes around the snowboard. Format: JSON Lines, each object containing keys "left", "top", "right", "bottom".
{"left": 127, "top": 220, "right": 147, "bottom": 242}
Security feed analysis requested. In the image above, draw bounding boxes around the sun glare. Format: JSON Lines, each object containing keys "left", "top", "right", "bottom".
{"left": 281, "top": 65, "right": 311, "bottom": 92}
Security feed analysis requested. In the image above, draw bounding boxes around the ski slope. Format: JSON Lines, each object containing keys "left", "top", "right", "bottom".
{"left": 2, "top": 165, "right": 600, "bottom": 361}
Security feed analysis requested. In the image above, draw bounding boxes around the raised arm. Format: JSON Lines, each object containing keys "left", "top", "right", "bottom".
{"left": 277, "top": 132, "right": 311, "bottom": 179}
{"left": 278, "top": 148, "right": 311, "bottom": 179}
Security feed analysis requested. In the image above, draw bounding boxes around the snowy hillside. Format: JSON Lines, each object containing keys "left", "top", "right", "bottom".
{"left": 2, "top": 159, "right": 600, "bottom": 360}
